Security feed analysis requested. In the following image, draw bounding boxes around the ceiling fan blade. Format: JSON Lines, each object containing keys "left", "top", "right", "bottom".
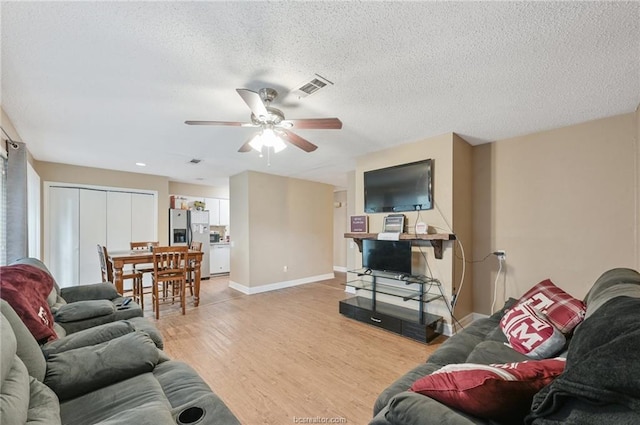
{"left": 282, "top": 118, "right": 342, "bottom": 130}
{"left": 280, "top": 130, "right": 318, "bottom": 152}
{"left": 237, "top": 136, "right": 254, "bottom": 153}
{"left": 185, "top": 120, "right": 255, "bottom": 127}
{"left": 236, "top": 89, "right": 268, "bottom": 118}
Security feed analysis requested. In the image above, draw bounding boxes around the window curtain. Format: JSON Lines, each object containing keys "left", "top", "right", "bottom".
{"left": 0, "top": 142, "right": 7, "bottom": 265}
{"left": 5, "top": 139, "right": 28, "bottom": 264}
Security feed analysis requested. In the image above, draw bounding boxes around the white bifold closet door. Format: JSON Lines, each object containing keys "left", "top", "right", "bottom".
{"left": 47, "top": 186, "right": 156, "bottom": 288}
{"left": 48, "top": 187, "right": 80, "bottom": 287}
{"left": 78, "top": 189, "right": 107, "bottom": 284}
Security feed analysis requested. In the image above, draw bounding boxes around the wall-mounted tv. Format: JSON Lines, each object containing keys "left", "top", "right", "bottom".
{"left": 362, "top": 239, "right": 412, "bottom": 275}
{"left": 364, "top": 159, "right": 433, "bottom": 213}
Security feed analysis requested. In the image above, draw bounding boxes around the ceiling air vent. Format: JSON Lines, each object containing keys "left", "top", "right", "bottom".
{"left": 293, "top": 74, "right": 334, "bottom": 98}
{"left": 189, "top": 158, "right": 202, "bottom": 164}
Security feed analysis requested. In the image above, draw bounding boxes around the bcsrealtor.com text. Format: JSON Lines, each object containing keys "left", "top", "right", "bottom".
{"left": 292, "top": 416, "right": 347, "bottom": 424}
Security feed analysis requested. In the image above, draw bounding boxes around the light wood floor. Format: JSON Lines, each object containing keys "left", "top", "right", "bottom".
{"left": 147, "top": 273, "right": 444, "bottom": 424}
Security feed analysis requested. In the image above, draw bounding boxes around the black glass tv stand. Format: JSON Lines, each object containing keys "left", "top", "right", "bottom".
{"left": 339, "top": 269, "right": 444, "bottom": 343}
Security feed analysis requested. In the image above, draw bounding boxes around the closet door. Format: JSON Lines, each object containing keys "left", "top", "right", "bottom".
{"left": 131, "top": 193, "right": 155, "bottom": 242}
{"left": 78, "top": 189, "right": 107, "bottom": 284}
{"left": 106, "top": 191, "right": 132, "bottom": 252}
{"left": 48, "top": 187, "right": 79, "bottom": 287}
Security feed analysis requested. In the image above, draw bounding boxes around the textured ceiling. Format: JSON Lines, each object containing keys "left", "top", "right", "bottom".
{"left": 2, "top": 1, "right": 639, "bottom": 189}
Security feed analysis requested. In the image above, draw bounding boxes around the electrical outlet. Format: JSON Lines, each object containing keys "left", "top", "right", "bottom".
{"left": 283, "top": 265, "right": 288, "bottom": 272}
{"left": 494, "top": 250, "right": 506, "bottom": 260}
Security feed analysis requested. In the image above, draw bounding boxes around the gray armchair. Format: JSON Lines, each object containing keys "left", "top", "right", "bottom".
{"left": 11, "top": 257, "right": 143, "bottom": 336}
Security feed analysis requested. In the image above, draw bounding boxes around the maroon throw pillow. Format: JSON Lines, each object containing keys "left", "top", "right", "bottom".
{"left": 410, "top": 358, "right": 566, "bottom": 421}
{"left": 0, "top": 264, "right": 57, "bottom": 343}
{"left": 500, "top": 302, "right": 566, "bottom": 359}
{"left": 515, "top": 279, "right": 586, "bottom": 334}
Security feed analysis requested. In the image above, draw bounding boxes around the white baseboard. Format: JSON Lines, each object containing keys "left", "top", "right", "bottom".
{"left": 333, "top": 266, "right": 347, "bottom": 273}
{"left": 443, "top": 312, "right": 481, "bottom": 336}
{"left": 229, "top": 273, "right": 335, "bottom": 295}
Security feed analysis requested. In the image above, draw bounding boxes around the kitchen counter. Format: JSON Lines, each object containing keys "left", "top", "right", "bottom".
{"left": 210, "top": 242, "right": 230, "bottom": 246}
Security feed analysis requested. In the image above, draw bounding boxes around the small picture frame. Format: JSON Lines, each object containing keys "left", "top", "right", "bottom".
{"left": 350, "top": 215, "right": 368, "bottom": 233}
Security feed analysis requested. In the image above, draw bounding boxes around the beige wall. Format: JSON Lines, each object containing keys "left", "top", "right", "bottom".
{"left": 230, "top": 171, "right": 334, "bottom": 289}
{"left": 333, "top": 190, "right": 348, "bottom": 269}
{"left": 169, "top": 181, "right": 228, "bottom": 199}
{"left": 33, "top": 161, "right": 171, "bottom": 245}
{"left": 452, "top": 134, "right": 474, "bottom": 319}
{"left": 472, "top": 113, "right": 639, "bottom": 315}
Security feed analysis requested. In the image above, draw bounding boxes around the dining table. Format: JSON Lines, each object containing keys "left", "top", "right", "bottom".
{"left": 107, "top": 248, "right": 204, "bottom": 307}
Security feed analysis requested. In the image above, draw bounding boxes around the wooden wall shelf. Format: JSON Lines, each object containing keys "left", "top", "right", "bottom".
{"left": 344, "top": 232, "right": 456, "bottom": 259}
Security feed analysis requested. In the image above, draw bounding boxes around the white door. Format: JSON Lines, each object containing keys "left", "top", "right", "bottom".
{"left": 106, "top": 191, "right": 132, "bottom": 252}
{"left": 79, "top": 189, "right": 107, "bottom": 284}
{"left": 48, "top": 187, "right": 79, "bottom": 287}
{"left": 131, "top": 193, "right": 155, "bottom": 242}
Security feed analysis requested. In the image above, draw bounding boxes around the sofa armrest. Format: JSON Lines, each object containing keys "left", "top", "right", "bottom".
{"left": 53, "top": 300, "right": 115, "bottom": 323}
{"left": 41, "top": 320, "right": 136, "bottom": 359}
{"left": 60, "top": 283, "right": 119, "bottom": 303}
{"left": 44, "top": 331, "right": 159, "bottom": 401}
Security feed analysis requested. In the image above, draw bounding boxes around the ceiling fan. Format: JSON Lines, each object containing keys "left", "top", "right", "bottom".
{"left": 185, "top": 88, "right": 342, "bottom": 153}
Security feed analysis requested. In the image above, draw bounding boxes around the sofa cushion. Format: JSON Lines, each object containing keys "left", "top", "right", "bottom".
{"left": 514, "top": 278, "right": 585, "bottom": 334}
{"left": 41, "top": 320, "right": 137, "bottom": 359}
{"left": 59, "top": 372, "right": 171, "bottom": 424}
{"left": 465, "top": 341, "right": 531, "bottom": 365}
{"left": 1, "top": 300, "right": 47, "bottom": 382}
{"left": 44, "top": 331, "right": 159, "bottom": 401}
{"left": 500, "top": 303, "right": 566, "bottom": 359}
{"left": 410, "top": 358, "right": 566, "bottom": 423}
{"left": 27, "top": 377, "right": 61, "bottom": 425}
{"left": 0, "top": 264, "right": 57, "bottom": 343}
{"left": 1, "top": 356, "right": 30, "bottom": 425}
{"left": 59, "top": 282, "right": 120, "bottom": 303}
{"left": 53, "top": 300, "right": 115, "bottom": 322}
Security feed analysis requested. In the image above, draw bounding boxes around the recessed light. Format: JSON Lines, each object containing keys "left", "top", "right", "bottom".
{"left": 135, "top": 162, "right": 146, "bottom": 167}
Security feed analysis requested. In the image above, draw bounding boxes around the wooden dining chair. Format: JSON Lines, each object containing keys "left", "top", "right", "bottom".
{"left": 151, "top": 245, "right": 189, "bottom": 320}
{"left": 130, "top": 241, "right": 159, "bottom": 309}
{"left": 97, "top": 244, "right": 142, "bottom": 302}
{"left": 186, "top": 241, "right": 203, "bottom": 296}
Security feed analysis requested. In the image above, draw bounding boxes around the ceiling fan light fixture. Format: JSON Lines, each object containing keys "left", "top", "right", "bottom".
{"left": 248, "top": 133, "right": 264, "bottom": 152}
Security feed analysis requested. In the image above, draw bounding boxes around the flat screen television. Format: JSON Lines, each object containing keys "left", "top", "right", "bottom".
{"left": 362, "top": 239, "right": 412, "bottom": 275}
{"left": 364, "top": 159, "right": 433, "bottom": 213}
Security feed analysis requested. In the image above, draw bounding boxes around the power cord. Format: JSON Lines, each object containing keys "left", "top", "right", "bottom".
{"left": 490, "top": 252, "right": 506, "bottom": 314}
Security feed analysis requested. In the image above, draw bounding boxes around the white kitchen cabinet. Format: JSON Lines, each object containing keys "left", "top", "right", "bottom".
{"left": 219, "top": 199, "right": 230, "bottom": 226}
{"left": 205, "top": 197, "right": 220, "bottom": 226}
{"left": 210, "top": 244, "right": 230, "bottom": 274}
{"left": 203, "top": 197, "right": 229, "bottom": 226}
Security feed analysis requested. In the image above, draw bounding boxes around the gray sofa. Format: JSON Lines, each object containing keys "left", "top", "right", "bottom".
{"left": 10, "top": 257, "right": 144, "bottom": 335}
{"left": 1, "top": 297, "right": 241, "bottom": 425}
{"left": 371, "top": 268, "right": 640, "bottom": 425}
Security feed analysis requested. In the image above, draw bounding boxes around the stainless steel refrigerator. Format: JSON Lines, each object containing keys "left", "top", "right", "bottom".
{"left": 168, "top": 209, "right": 210, "bottom": 278}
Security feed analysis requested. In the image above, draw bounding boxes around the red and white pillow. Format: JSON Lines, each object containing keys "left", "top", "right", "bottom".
{"left": 515, "top": 279, "right": 586, "bottom": 334}
{"left": 500, "top": 279, "right": 585, "bottom": 358}
{"left": 410, "top": 358, "right": 566, "bottom": 421}
{"left": 500, "top": 303, "right": 565, "bottom": 359}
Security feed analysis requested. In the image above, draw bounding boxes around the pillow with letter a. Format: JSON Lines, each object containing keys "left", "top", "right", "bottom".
{"left": 515, "top": 279, "right": 585, "bottom": 334}
{"left": 500, "top": 303, "right": 565, "bottom": 359}
{"left": 410, "top": 358, "right": 566, "bottom": 422}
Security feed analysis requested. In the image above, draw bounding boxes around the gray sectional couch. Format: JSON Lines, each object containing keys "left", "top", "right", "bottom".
{"left": 0, "top": 258, "right": 240, "bottom": 425}
{"left": 371, "top": 268, "right": 640, "bottom": 425}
